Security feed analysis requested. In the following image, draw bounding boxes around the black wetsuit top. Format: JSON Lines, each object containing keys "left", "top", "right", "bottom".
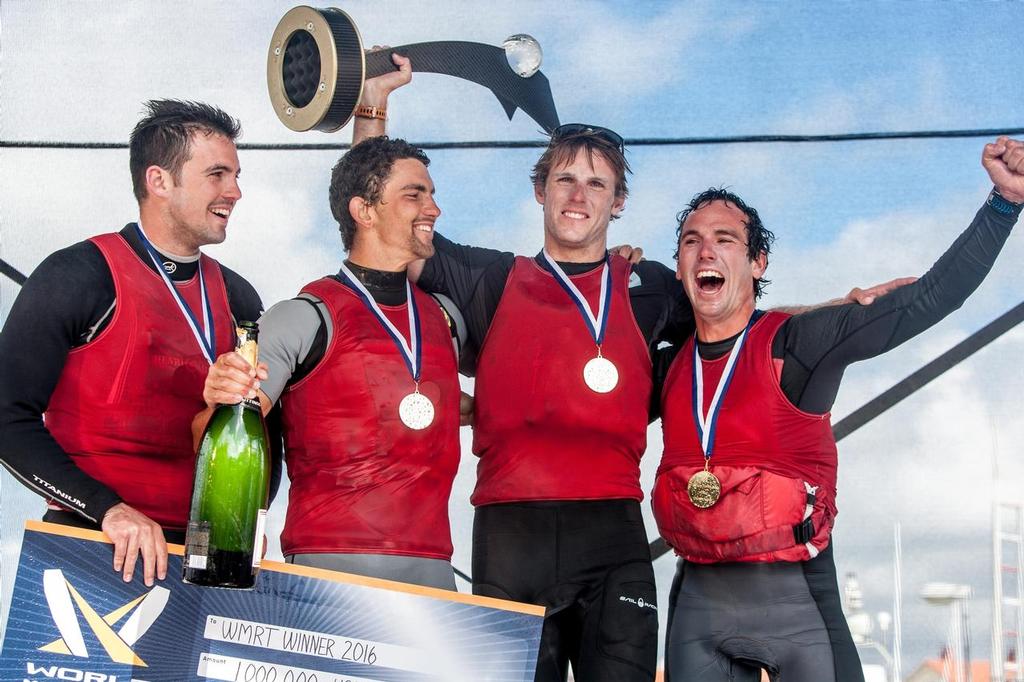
{"left": 0, "top": 224, "right": 282, "bottom": 531}
{"left": 285, "top": 261, "right": 411, "bottom": 386}
{"left": 419, "top": 233, "right": 694, "bottom": 375}
{"left": 655, "top": 197, "right": 1021, "bottom": 413}
{"left": 660, "top": 195, "right": 1020, "bottom": 682}
{"left": 416, "top": 237, "right": 691, "bottom": 682}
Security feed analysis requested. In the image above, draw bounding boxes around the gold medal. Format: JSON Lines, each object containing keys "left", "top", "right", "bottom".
{"left": 687, "top": 469, "right": 721, "bottom": 508}
{"left": 689, "top": 318, "right": 754, "bottom": 510}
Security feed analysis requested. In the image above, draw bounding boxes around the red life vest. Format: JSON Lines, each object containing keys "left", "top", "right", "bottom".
{"left": 652, "top": 312, "right": 838, "bottom": 563}
{"left": 471, "top": 256, "right": 652, "bottom": 505}
{"left": 279, "top": 277, "right": 460, "bottom": 559}
{"left": 46, "top": 232, "right": 236, "bottom": 530}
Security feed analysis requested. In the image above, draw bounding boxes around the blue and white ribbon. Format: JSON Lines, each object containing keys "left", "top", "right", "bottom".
{"left": 541, "top": 250, "right": 612, "bottom": 345}
{"left": 337, "top": 262, "right": 422, "bottom": 382}
{"left": 691, "top": 317, "right": 755, "bottom": 459}
{"left": 135, "top": 223, "right": 215, "bottom": 364}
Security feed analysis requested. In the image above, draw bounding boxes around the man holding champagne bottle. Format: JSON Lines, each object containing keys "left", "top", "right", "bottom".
{"left": 0, "top": 100, "right": 269, "bottom": 587}
{"left": 201, "top": 55, "right": 465, "bottom": 590}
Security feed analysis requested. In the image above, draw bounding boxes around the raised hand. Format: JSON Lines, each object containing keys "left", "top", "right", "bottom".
{"left": 982, "top": 136, "right": 1024, "bottom": 204}
{"left": 362, "top": 49, "right": 412, "bottom": 106}
{"left": 353, "top": 51, "right": 411, "bottom": 145}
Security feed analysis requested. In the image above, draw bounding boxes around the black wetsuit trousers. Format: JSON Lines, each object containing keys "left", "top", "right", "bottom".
{"left": 665, "top": 544, "right": 863, "bottom": 682}
{"left": 473, "top": 500, "right": 658, "bottom": 682}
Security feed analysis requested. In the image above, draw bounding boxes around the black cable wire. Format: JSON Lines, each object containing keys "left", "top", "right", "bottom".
{"left": 0, "top": 260, "right": 27, "bottom": 286}
{"left": 2, "top": 126, "right": 1023, "bottom": 152}
{"left": 5, "top": 125, "right": 1024, "bottom": 579}
{"left": 5, "top": 124, "right": 1012, "bottom": 286}
{"left": 831, "top": 299, "right": 1024, "bottom": 441}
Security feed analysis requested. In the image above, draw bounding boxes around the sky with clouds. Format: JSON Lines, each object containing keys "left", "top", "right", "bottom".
{"left": 2, "top": 1, "right": 1024, "bottom": 675}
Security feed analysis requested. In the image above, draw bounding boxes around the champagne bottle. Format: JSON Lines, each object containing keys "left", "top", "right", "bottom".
{"left": 183, "top": 321, "right": 270, "bottom": 588}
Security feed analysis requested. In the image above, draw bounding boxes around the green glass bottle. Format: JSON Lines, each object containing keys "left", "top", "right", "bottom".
{"left": 183, "top": 321, "right": 270, "bottom": 589}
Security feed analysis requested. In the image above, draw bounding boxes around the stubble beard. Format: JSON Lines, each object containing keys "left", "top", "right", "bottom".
{"left": 167, "top": 201, "right": 225, "bottom": 253}
{"left": 411, "top": 238, "right": 435, "bottom": 260}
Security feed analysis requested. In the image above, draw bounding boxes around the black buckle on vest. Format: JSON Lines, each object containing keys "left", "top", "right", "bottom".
{"left": 793, "top": 518, "right": 815, "bottom": 545}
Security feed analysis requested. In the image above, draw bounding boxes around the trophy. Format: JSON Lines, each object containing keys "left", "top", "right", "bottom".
{"left": 267, "top": 6, "right": 561, "bottom": 133}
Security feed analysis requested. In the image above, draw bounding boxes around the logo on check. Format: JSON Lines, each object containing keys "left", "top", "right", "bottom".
{"left": 38, "top": 569, "right": 169, "bottom": 667}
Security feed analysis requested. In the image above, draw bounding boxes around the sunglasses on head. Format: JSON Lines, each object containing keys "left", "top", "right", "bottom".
{"left": 551, "top": 123, "right": 625, "bottom": 154}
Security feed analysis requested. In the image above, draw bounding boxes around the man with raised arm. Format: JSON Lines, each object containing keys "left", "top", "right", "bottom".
{"left": 0, "top": 100, "right": 267, "bottom": 587}
{"left": 653, "top": 138, "right": 1023, "bottom": 682}
{"left": 354, "top": 60, "right": 903, "bottom": 681}
{"left": 201, "top": 56, "right": 466, "bottom": 590}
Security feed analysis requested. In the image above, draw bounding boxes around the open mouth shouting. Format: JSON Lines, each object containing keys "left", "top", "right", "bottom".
{"left": 696, "top": 269, "right": 725, "bottom": 294}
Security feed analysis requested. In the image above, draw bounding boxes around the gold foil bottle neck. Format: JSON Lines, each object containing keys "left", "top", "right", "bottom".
{"left": 236, "top": 327, "right": 259, "bottom": 368}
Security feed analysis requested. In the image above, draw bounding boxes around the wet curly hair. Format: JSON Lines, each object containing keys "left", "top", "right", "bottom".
{"left": 674, "top": 187, "right": 775, "bottom": 298}
{"left": 329, "top": 136, "right": 431, "bottom": 250}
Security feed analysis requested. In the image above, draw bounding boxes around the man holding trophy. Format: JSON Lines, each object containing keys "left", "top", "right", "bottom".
{"left": 202, "top": 55, "right": 469, "bottom": 591}
{"left": 354, "top": 63, "right": 688, "bottom": 681}
{"left": 353, "top": 49, "right": 906, "bottom": 679}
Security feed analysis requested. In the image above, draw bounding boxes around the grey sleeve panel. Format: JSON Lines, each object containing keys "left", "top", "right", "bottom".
{"left": 429, "top": 292, "right": 467, "bottom": 359}
{"left": 258, "top": 295, "right": 331, "bottom": 403}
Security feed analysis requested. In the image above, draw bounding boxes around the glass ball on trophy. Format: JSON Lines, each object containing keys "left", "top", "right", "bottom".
{"left": 503, "top": 34, "right": 543, "bottom": 78}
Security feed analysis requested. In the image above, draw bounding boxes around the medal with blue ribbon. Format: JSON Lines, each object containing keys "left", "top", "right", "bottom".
{"left": 687, "top": 316, "right": 755, "bottom": 508}
{"left": 135, "top": 224, "right": 215, "bottom": 365}
{"left": 337, "top": 262, "right": 434, "bottom": 430}
{"left": 541, "top": 250, "right": 618, "bottom": 393}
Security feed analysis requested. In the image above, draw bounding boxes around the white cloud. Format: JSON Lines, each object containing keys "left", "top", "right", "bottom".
{"left": 773, "top": 56, "right": 961, "bottom": 135}
{"left": 550, "top": 5, "right": 702, "bottom": 112}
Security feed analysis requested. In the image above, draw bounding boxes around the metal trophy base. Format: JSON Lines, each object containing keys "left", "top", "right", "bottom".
{"left": 267, "top": 6, "right": 560, "bottom": 133}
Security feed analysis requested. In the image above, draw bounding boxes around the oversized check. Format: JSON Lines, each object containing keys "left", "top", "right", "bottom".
{"left": 1, "top": 522, "right": 544, "bottom": 681}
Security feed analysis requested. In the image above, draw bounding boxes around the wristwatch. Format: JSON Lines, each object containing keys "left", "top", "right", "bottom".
{"left": 987, "top": 188, "right": 1022, "bottom": 216}
{"left": 354, "top": 105, "right": 387, "bottom": 121}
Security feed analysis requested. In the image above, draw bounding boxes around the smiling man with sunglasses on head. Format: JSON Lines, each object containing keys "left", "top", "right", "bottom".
{"left": 428, "top": 123, "right": 673, "bottom": 681}
{"left": 354, "top": 61, "right": 905, "bottom": 681}
{"left": 357, "top": 81, "right": 686, "bottom": 679}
